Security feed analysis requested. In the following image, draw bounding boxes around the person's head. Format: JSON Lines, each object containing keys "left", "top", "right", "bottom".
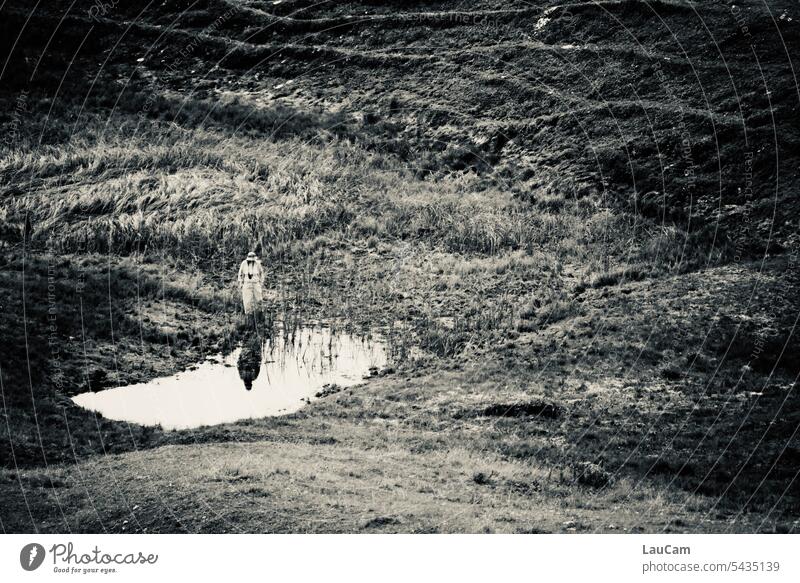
{"left": 246, "top": 251, "right": 257, "bottom": 263}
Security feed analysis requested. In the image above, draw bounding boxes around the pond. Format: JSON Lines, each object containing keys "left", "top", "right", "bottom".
{"left": 71, "top": 325, "right": 388, "bottom": 430}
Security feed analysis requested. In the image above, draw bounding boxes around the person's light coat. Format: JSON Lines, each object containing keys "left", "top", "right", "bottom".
{"left": 238, "top": 259, "right": 264, "bottom": 314}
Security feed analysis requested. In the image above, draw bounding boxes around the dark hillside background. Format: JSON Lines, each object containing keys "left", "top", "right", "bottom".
{"left": 2, "top": 0, "right": 798, "bottom": 259}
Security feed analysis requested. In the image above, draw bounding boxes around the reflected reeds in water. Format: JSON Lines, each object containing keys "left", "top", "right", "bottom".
{"left": 72, "top": 324, "right": 387, "bottom": 430}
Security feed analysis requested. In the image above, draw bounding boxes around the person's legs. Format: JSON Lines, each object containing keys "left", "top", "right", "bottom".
{"left": 253, "top": 286, "right": 263, "bottom": 321}
{"left": 242, "top": 284, "right": 253, "bottom": 315}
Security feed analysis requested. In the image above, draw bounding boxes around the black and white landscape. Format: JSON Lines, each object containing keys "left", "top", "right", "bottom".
{"left": 0, "top": 0, "right": 798, "bottom": 533}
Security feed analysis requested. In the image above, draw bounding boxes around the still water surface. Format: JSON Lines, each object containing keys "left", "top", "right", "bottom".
{"left": 72, "top": 326, "right": 387, "bottom": 430}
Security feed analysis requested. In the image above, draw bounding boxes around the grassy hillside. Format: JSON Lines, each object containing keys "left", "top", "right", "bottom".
{"left": 1, "top": 0, "right": 799, "bottom": 532}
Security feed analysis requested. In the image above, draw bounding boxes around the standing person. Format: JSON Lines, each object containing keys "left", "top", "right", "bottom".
{"left": 238, "top": 251, "right": 264, "bottom": 317}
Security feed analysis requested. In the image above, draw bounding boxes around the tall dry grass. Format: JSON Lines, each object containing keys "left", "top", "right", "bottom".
{"left": 0, "top": 93, "right": 716, "bottom": 351}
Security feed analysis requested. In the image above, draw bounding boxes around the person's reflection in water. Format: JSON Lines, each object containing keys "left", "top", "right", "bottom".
{"left": 237, "top": 333, "right": 263, "bottom": 391}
